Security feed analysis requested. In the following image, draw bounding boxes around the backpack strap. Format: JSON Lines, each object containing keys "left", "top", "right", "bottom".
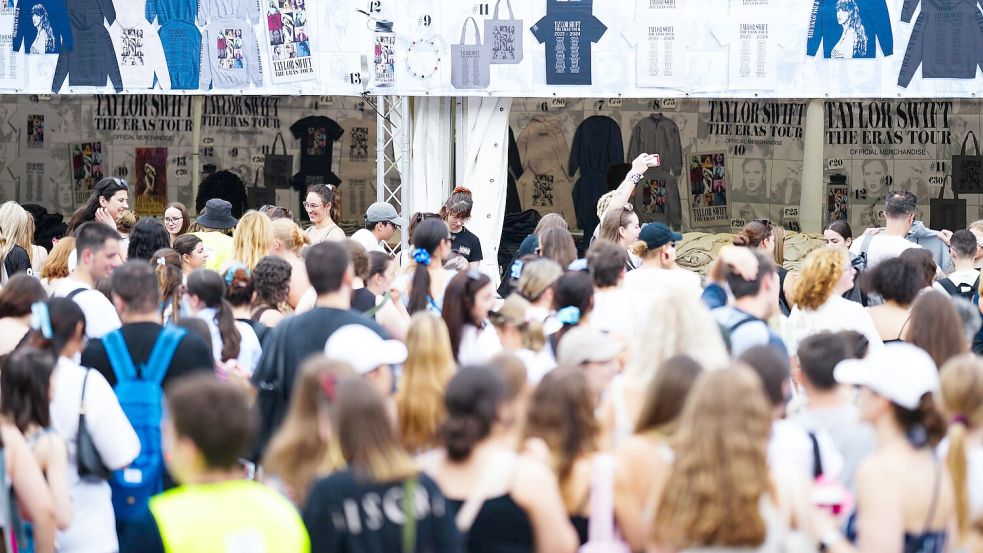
{"left": 102, "top": 329, "right": 138, "bottom": 384}
{"left": 66, "top": 287, "right": 88, "bottom": 300}
{"left": 860, "top": 232, "right": 876, "bottom": 256}
{"left": 939, "top": 278, "right": 960, "bottom": 297}
{"left": 143, "top": 326, "right": 187, "bottom": 386}
{"left": 808, "top": 432, "right": 823, "bottom": 479}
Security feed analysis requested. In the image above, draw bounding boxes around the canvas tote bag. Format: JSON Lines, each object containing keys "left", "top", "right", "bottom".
{"left": 951, "top": 130, "right": 983, "bottom": 195}
{"left": 485, "top": 0, "right": 522, "bottom": 64}
{"left": 263, "top": 132, "right": 294, "bottom": 189}
{"left": 451, "top": 17, "right": 490, "bottom": 89}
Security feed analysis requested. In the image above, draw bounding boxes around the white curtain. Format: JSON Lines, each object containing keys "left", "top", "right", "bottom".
{"left": 457, "top": 97, "right": 511, "bottom": 283}
{"left": 409, "top": 97, "right": 452, "bottom": 215}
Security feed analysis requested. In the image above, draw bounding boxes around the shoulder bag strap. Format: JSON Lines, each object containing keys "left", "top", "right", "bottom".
{"left": 962, "top": 130, "right": 980, "bottom": 156}
{"left": 363, "top": 292, "right": 391, "bottom": 319}
{"left": 586, "top": 453, "right": 618, "bottom": 542}
{"left": 939, "top": 278, "right": 960, "bottom": 297}
{"left": 102, "top": 330, "right": 137, "bottom": 384}
{"left": 860, "top": 231, "right": 876, "bottom": 256}
{"left": 807, "top": 432, "right": 823, "bottom": 479}
{"left": 272, "top": 132, "right": 287, "bottom": 155}
{"left": 460, "top": 17, "right": 480, "bottom": 45}
{"left": 456, "top": 451, "right": 513, "bottom": 533}
{"left": 402, "top": 477, "right": 418, "bottom": 553}
{"left": 79, "top": 368, "right": 91, "bottom": 413}
{"left": 66, "top": 287, "right": 88, "bottom": 300}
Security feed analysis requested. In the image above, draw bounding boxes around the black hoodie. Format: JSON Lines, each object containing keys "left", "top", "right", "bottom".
{"left": 52, "top": 0, "right": 122, "bottom": 92}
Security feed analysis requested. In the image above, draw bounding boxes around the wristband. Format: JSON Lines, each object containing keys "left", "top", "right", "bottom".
{"left": 627, "top": 172, "right": 643, "bottom": 184}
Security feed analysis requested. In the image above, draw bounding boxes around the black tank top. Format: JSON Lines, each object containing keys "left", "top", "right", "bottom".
{"left": 447, "top": 494, "right": 534, "bottom": 553}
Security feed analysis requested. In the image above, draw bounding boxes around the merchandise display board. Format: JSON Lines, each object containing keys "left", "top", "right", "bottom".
{"left": 0, "top": 94, "right": 378, "bottom": 220}
{"left": 508, "top": 98, "right": 806, "bottom": 234}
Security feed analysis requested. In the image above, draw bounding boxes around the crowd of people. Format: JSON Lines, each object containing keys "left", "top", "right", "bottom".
{"left": 0, "top": 161, "right": 981, "bottom": 552}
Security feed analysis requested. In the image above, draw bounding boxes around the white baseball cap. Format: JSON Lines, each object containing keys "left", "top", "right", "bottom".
{"left": 833, "top": 343, "right": 939, "bottom": 410}
{"left": 324, "top": 325, "right": 407, "bottom": 375}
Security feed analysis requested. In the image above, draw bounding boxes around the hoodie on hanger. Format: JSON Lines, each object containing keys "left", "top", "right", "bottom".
{"left": 159, "top": 19, "right": 202, "bottom": 89}
{"left": 898, "top": 0, "right": 983, "bottom": 87}
{"left": 628, "top": 114, "right": 683, "bottom": 228}
{"left": 51, "top": 0, "right": 122, "bottom": 91}
{"left": 13, "top": 0, "right": 73, "bottom": 54}
{"left": 109, "top": 11, "right": 171, "bottom": 89}
{"left": 569, "top": 115, "right": 623, "bottom": 238}
{"left": 200, "top": 17, "right": 263, "bottom": 89}
{"left": 806, "top": 0, "right": 892, "bottom": 59}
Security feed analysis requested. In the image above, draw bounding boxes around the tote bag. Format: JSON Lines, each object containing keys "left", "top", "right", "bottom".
{"left": 951, "top": 131, "right": 983, "bottom": 195}
{"left": 485, "top": 0, "right": 522, "bottom": 64}
{"left": 930, "top": 175, "right": 966, "bottom": 231}
{"left": 263, "top": 132, "right": 294, "bottom": 189}
{"left": 451, "top": 17, "right": 490, "bottom": 89}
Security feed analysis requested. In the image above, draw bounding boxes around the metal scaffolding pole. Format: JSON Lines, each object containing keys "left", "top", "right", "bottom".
{"left": 366, "top": 94, "right": 411, "bottom": 253}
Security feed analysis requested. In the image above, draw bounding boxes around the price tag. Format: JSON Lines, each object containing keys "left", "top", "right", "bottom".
{"left": 319, "top": 96, "right": 335, "bottom": 106}
{"left": 826, "top": 158, "right": 845, "bottom": 170}
{"left": 731, "top": 218, "right": 747, "bottom": 229}
{"left": 607, "top": 98, "right": 623, "bottom": 108}
{"left": 252, "top": 154, "right": 265, "bottom": 164}
{"left": 33, "top": 94, "right": 51, "bottom": 102}
{"left": 549, "top": 98, "right": 567, "bottom": 109}
{"left": 175, "top": 168, "right": 189, "bottom": 177}
{"left": 202, "top": 137, "right": 216, "bottom": 146}
{"left": 660, "top": 98, "right": 678, "bottom": 110}
{"left": 783, "top": 208, "right": 799, "bottom": 218}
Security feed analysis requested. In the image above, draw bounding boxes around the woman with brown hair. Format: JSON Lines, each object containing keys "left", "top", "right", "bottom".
{"left": 442, "top": 270, "right": 499, "bottom": 365}
{"left": 162, "top": 201, "right": 190, "bottom": 245}
{"left": 270, "top": 218, "right": 311, "bottom": 309}
{"left": 938, "top": 355, "right": 983, "bottom": 550}
{"left": 598, "top": 204, "right": 642, "bottom": 271}
{"left": 397, "top": 312, "right": 456, "bottom": 453}
{"left": 650, "top": 367, "right": 813, "bottom": 552}
{"left": 263, "top": 356, "right": 352, "bottom": 506}
{"left": 521, "top": 369, "right": 606, "bottom": 545}
{"left": 539, "top": 227, "right": 577, "bottom": 270}
{"left": 614, "top": 355, "right": 702, "bottom": 550}
{"left": 304, "top": 184, "right": 346, "bottom": 244}
{"left": 150, "top": 248, "right": 183, "bottom": 324}
{"left": 173, "top": 233, "right": 208, "bottom": 277}
{"left": 251, "top": 255, "right": 292, "bottom": 327}
{"left": 907, "top": 291, "right": 968, "bottom": 368}
{"left": 441, "top": 186, "right": 483, "bottom": 270}
{"left": 788, "top": 247, "right": 882, "bottom": 352}
{"left": 0, "top": 274, "right": 47, "bottom": 354}
{"left": 39, "top": 236, "right": 74, "bottom": 292}
{"left": 422, "top": 366, "right": 578, "bottom": 553}
{"left": 303, "top": 377, "right": 462, "bottom": 552}
{"left": 734, "top": 218, "right": 796, "bottom": 316}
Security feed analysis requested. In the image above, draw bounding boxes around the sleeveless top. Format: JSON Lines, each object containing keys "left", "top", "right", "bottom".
{"left": 446, "top": 494, "right": 534, "bottom": 553}
{"left": 884, "top": 315, "right": 912, "bottom": 345}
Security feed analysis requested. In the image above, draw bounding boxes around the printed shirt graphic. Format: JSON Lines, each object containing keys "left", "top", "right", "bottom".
{"left": 12, "top": 0, "right": 73, "bottom": 54}
{"left": 531, "top": 0, "right": 607, "bottom": 85}
{"left": 339, "top": 117, "right": 376, "bottom": 221}
{"left": 109, "top": 16, "right": 171, "bottom": 89}
{"left": 290, "top": 115, "right": 344, "bottom": 185}
{"left": 633, "top": 0, "right": 687, "bottom": 88}
{"left": 806, "top": 0, "right": 892, "bottom": 58}
{"left": 200, "top": 18, "right": 263, "bottom": 89}
{"left": 159, "top": 19, "right": 202, "bottom": 89}
{"left": 898, "top": 0, "right": 983, "bottom": 87}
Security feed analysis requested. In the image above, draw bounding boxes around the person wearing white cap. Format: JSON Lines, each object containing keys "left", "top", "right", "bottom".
{"left": 351, "top": 202, "right": 407, "bottom": 253}
{"left": 814, "top": 343, "right": 954, "bottom": 552}
{"left": 324, "top": 324, "right": 407, "bottom": 399}
{"left": 556, "top": 325, "right": 623, "bottom": 400}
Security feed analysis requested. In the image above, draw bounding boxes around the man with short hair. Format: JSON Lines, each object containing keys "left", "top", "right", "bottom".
{"left": 252, "top": 241, "right": 387, "bottom": 457}
{"left": 351, "top": 201, "right": 406, "bottom": 253}
{"left": 711, "top": 250, "right": 787, "bottom": 356}
{"left": 850, "top": 191, "right": 923, "bottom": 270}
{"left": 324, "top": 324, "right": 407, "bottom": 398}
{"left": 585, "top": 240, "right": 634, "bottom": 343}
{"left": 789, "top": 333, "right": 876, "bottom": 490}
{"left": 120, "top": 376, "right": 309, "bottom": 553}
{"left": 940, "top": 230, "right": 980, "bottom": 299}
{"left": 54, "top": 222, "right": 124, "bottom": 338}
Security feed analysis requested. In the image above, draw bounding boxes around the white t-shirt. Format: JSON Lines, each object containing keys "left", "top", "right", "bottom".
{"left": 946, "top": 268, "right": 980, "bottom": 289}
{"left": 351, "top": 228, "right": 384, "bottom": 253}
{"left": 788, "top": 295, "right": 884, "bottom": 353}
{"left": 514, "top": 347, "right": 556, "bottom": 384}
{"left": 53, "top": 277, "right": 122, "bottom": 339}
{"left": 590, "top": 287, "right": 637, "bottom": 344}
{"left": 622, "top": 267, "right": 703, "bottom": 300}
{"left": 195, "top": 308, "right": 262, "bottom": 374}
{"left": 457, "top": 323, "right": 502, "bottom": 366}
{"left": 50, "top": 357, "right": 139, "bottom": 553}
{"left": 850, "top": 234, "right": 921, "bottom": 270}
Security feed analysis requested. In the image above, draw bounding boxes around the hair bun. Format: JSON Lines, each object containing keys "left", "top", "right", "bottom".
{"left": 732, "top": 234, "right": 751, "bottom": 247}
{"left": 452, "top": 186, "right": 472, "bottom": 196}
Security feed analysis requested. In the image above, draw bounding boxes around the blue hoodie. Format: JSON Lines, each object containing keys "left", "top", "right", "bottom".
{"left": 159, "top": 19, "right": 202, "bottom": 89}
{"left": 806, "top": 0, "right": 893, "bottom": 58}
{"left": 146, "top": 0, "right": 202, "bottom": 25}
{"left": 12, "top": 0, "right": 73, "bottom": 54}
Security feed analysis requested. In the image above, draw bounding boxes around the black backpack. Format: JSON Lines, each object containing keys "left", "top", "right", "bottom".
{"left": 939, "top": 275, "right": 980, "bottom": 301}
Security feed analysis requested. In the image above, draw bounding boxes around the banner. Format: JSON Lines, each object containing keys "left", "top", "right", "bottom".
{"left": 821, "top": 99, "right": 983, "bottom": 232}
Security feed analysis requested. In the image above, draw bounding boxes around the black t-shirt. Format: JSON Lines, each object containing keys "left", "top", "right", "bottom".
{"left": 303, "top": 470, "right": 464, "bottom": 553}
{"left": 80, "top": 322, "right": 214, "bottom": 389}
{"left": 450, "top": 227, "right": 483, "bottom": 264}
{"left": 3, "top": 244, "right": 31, "bottom": 278}
{"left": 351, "top": 288, "right": 377, "bottom": 313}
{"left": 290, "top": 115, "right": 344, "bottom": 185}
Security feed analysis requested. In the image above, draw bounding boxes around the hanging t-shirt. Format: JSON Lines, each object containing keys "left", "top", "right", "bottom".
{"left": 530, "top": 0, "right": 607, "bottom": 85}
{"left": 159, "top": 19, "right": 202, "bottom": 89}
{"left": 12, "top": 0, "right": 73, "bottom": 54}
{"left": 289, "top": 115, "right": 344, "bottom": 187}
{"left": 145, "top": 0, "right": 202, "bottom": 25}
{"left": 898, "top": 0, "right": 983, "bottom": 88}
{"left": 109, "top": 15, "right": 171, "bottom": 89}
{"left": 198, "top": 0, "right": 259, "bottom": 25}
{"left": 200, "top": 18, "right": 263, "bottom": 89}
{"left": 516, "top": 114, "right": 578, "bottom": 229}
{"left": 338, "top": 117, "right": 377, "bottom": 221}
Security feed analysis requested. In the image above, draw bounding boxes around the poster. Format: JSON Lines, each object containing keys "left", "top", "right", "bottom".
{"left": 0, "top": 3, "right": 23, "bottom": 90}
{"left": 133, "top": 147, "right": 168, "bottom": 216}
{"left": 70, "top": 142, "right": 103, "bottom": 204}
{"left": 689, "top": 153, "right": 730, "bottom": 227}
{"left": 822, "top": 99, "right": 972, "bottom": 232}
{"left": 266, "top": 0, "right": 316, "bottom": 83}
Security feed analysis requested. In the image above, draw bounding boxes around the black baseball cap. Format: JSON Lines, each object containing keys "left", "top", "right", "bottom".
{"left": 639, "top": 222, "right": 682, "bottom": 250}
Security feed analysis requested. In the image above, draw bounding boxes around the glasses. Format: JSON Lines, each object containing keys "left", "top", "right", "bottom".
{"left": 163, "top": 217, "right": 183, "bottom": 224}
{"left": 303, "top": 202, "right": 323, "bottom": 210}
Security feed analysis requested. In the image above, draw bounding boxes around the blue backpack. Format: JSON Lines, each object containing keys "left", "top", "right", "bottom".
{"left": 101, "top": 325, "right": 186, "bottom": 523}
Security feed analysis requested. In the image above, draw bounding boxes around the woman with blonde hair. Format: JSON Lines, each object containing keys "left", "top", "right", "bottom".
{"left": 231, "top": 211, "right": 274, "bottom": 270}
{"left": 539, "top": 227, "right": 577, "bottom": 269}
{"left": 0, "top": 201, "right": 34, "bottom": 281}
{"left": 263, "top": 356, "right": 353, "bottom": 506}
{"left": 600, "top": 291, "right": 728, "bottom": 446}
{"left": 1, "top": 206, "right": 48, "bottom": 274}
{"left": 939, "top": 355, "right": 983, "bottom": 548}
{"left": 490, "top": 294, "right": 554, "bottom": 382}
{"left": 650, "top": 367, "right": 813, "bottom": 552}
{"left": 270, "top": 218, "right": 311, "bottom": 309}
{"left": 598, "top": 204, "right": 642, "bottom": 271}
{"left": 397, "top": 312, "right": 456, "bottom": 453}
{"left": 788, "top": 247, "right": 882, "bottom": 352}
{"left": 517, "top": 258, "right": 563, "bottom": 317}
{"left": 150, "top": 248, "right": 183, "bottom": 323}
{"left": 39, "top": 236, "right": 74, "bottom": 291}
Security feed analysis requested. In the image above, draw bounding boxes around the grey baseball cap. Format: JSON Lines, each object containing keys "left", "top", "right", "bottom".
{"left": 365, "top": 202, "right": 407, "bottom": 226}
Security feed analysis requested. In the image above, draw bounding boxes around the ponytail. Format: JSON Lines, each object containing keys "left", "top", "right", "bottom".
{"left": 186, "top": 269, "right": 242, "bottom": 361}
{"left": 215, "top": 299, "right": 241, "bottom": 362}
{"left": 940, "top": 355, "right": 983, "bottom": 541}
{"left": 408, "top": 263, "right": 431, "bottom": 315}
{"left": 151, "top": 248, "right": 182, "bottom": 323}
{"left": 407, "top": 218, "right": 449, "bottom": 315}
{"left": 948, "top": 417, "right": 970, "bottom": 538}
